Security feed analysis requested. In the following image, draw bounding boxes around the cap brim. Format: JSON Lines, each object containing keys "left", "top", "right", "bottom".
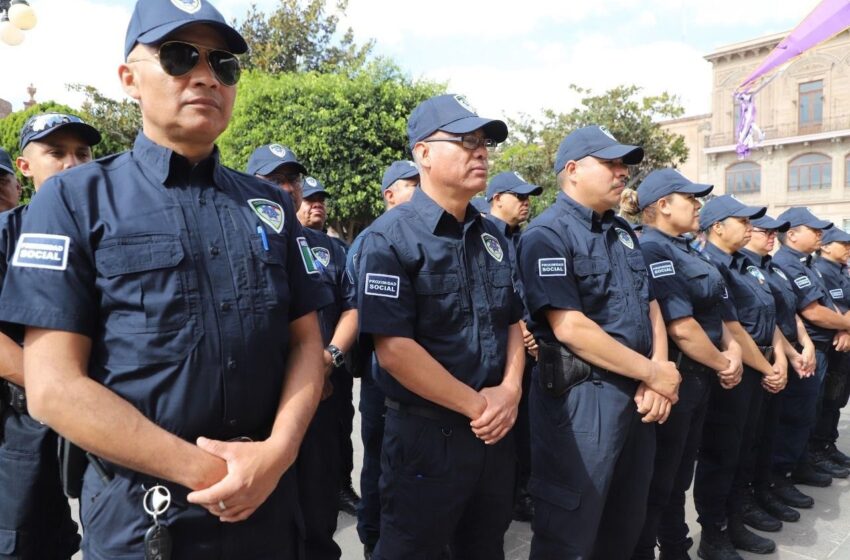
{"left": 677, "top": 183, "right": 714, "bottom": 198}
{"left": 441, "top": 116, "right": 508, "bottom": 143}
{"left": 753, "top": 217, "right": 790, "bottom": 232}
{"left": 810, "top": 219, "right": 833, "bottom": 230}
{"left": 730, "top": 205, "right": 767, "bottom": 220}
{"left": 303, "top": 188, "right": 330, "bottom": 199}
{"left": 506, "top": 183, "right": 543, "bottom": 196}
{"left": 591, "top": 144, "right": 645, "bottom": 165}
{"left": 252, "top": 160, "right": 307, "bottom": 176}
{"left": 26, "top": 122, "right": 102, "bottom": 148}
{"left": 135, "top": 20, "right": 248, "bottom": 55}
{"left": 824, "top": 231, "right": 850, "bottom": 243}
{"left": 0, "top": 163, "right": 14, "bottom": 175}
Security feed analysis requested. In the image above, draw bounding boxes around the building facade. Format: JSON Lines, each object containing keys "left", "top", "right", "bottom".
{"left": 664, "top": 30, "right": 850, "bottom": 230}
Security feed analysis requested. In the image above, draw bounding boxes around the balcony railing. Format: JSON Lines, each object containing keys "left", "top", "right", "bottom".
{"left": 707, "top": 115, "right": 850, "bottom": 148}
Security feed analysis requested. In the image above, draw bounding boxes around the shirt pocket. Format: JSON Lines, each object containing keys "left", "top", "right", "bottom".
{"left": 573, "top": 255, "right": 616, "bottom": 314}
{"left": 626, "top": 252, "right": 651, "bottom": 302}
{"left": 486, "top": 264, "right": 515, "bottom": 323}
{"left": 680, "top": 262, "right": 714, "bottom": 310}
{"left": 250, "top": 233, "right": 291, "bottom": 313}
{"left": 413, "top": 272, "right": 469, "bottom": 335}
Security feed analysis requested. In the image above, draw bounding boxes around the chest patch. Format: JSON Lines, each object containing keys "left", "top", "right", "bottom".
{"left": 481, "top": 233, "right": 504, "bottom": 262}
{"left": 794, "top": 276, "right": 812, "bottom": 289}
{"left": 615, "top": 228, "right": 634, "bottom": 249}
{"left": 296, "top": 237, "right": 319, "bottom": 275}
{"left": 538, "top": 258, "right": 567, "bottom": 277}
{"left": 249, "top": 198, "right": 285, "bottom": 233}
{"left": 311, "top": 246, "right": 331, "bottom": 268}
{"left": 772, "top": 267, "right": 788, "bottom": 281}
{"left": 12, "top": 234, "right": 70, "bottom": 271}
{"left": 747, "top": 265, "right": 765, "bottom": 284}
{"left": 365, "top": 273, "right": 400, "bottom": 298}
{"left": 830, "top": 288, "right": 844, "bottom": 300}
{"left": 649, "top": 260, "right": 675, "bottom": 279}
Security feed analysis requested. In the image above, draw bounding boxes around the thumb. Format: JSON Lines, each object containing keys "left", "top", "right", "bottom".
{"left": 197, "top": 437, "right": 229, "bottom": 459}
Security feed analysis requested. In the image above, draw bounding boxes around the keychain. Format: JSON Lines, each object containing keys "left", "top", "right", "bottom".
{"left": 142, "top": 485, "right": 173, "bottom": 560}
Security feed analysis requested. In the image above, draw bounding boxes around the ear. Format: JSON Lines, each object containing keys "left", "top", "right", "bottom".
{"left": 413, "top": 143, "right": 431, "bottom": 171}
{"left": 16, "top": 155, "right": 32, "bottom": 179}
{"left": 565, "top": 160, "right": 578, "bottom": 182}
{"left": 119, "top": 62, "right": 142, "bottom": 101}
{"left": 382, "top": 189, "right": 394, "bottom": 205}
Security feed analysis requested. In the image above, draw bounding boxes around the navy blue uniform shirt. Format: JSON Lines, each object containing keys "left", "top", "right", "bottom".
{"left": 0, "top": 132, "right": 332, "bottom": 442}
{"left": 485, "top": 213, "right": 525, "bottom": 304}
{"left": 517, "top": 191, "right": 654, "bottom": 356}
{"left": 356, "top": 188, "right": 522, "bottom": 407}
{"left": 741, "top": 248, "right": 799, "bottom": 344}
{"left": 773, "top": 244, "right": 835, "bottom": 345}
{"left": 639, "top": 226, "right": 726, "bottom": 348}
{"left": 0, "top": 205, "right": 26, "bottom": 344}
{"left": 702, "top": 242, "right": 776, "bottom": 346}
{"left": 304, "top": 227, "right": 356, "bottom": 344}
{"left": 814, "top": 256, "right": 850, "bottom": 315}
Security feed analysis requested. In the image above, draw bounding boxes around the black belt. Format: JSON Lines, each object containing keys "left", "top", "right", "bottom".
{"left": 669, "top": 349, "right": 715, "bottom": 377}
{"left": 384, "top": 398, "right": 469, "bottom": 426}
{"left": 1, "top": 381, "right": 27, "bottom": 416}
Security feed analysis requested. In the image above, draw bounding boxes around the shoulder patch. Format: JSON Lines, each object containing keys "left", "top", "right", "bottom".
{"left": 481, "top": 233, "right": 504, "bottom": 262}
{"left": 649, "top": 260, "right": 676, "bottom": 279}
{"left": 772, "top": 267, "right": 788, "bottom": 281}
{"left": 296, "top": 237, "right": 319, "bottom": 274}
{"left": 311, "top": 246, "right": 331, "bottom": 268}
{"left": 12, "top": 234, "right": 70, "bottom": 271}
{"left": 249, "top": 198, "right": 285, "bottom": 233}
{"left": 364, "top": 273, "right": 400, "bottom": 298}
{"left": 794, "top": 276, "right": 812, "bottom": 289}
{"left": 830, "top": 288, "right": 844, "bottom": 300}
{"left": 538, "top": 257, "right": 567, "bottom": 277}
{"left": 615, "top": 227, "right": 634, "bottom": 249}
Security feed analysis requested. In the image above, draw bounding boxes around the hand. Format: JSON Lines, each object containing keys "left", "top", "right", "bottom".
{"left": 790, "top": 350, "right": 815, "bottom": 379}
{"left": 634, "top": 383, "right": 672, "bottom": 424}
{"left": 469, "top": 384, "right": 521, "bottom": 445}
{"left": 645, "top": 360, "right": 681, "bottom": 404}
{"left": 522, "top": 326, "right": 538, "bottom": 356}
{"left": 801, "top": 343, "right": 816, "bottom": 377}
{"left": 762, "top": 356, "right": 787, "bottom": 394}
{"left": 833, "top": 331, "right": 850, "bottom": 352}
{"left": 187, "top": 438, "right": 292, "bottom": 523}
{"left": 320, "top": 377, "right": 334, "bottom": 401}
{"left": 716, "top": 351, "right": 743, "bottom": 389}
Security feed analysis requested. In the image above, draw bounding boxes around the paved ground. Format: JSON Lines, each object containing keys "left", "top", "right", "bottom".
{"left": 73, "top": 380, "right": 850, "bottom": 559}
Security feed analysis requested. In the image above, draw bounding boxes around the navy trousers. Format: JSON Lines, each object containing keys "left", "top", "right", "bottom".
{"left": 356, "top": 372, "right": 386, "bottom": 548}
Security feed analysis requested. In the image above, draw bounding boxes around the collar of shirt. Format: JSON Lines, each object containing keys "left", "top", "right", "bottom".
{"left": 778, "top": 244, "right": 812, "bottom": 267}
{"left": 703, "top": 241, "right": 751, "bottom": 272}
{"left": 132, "top": 132, "right": 220, "bottom": 188}
{"left": 485, "top": 214, "right": 519, "bottom": 239}
{"left": 816, "top": 256, "right": 844, "bottom": 276}
{"left": 739, "top": 247, "right": 771, "bottom": 269}
{"left": 410, "top": 187, "right": 481, "bottom": 236}
{"left": 640, "top": 226, "right": 692, "bottom": 254}
{"left": 555, "top": 191, "right": 615, "bottom": 232}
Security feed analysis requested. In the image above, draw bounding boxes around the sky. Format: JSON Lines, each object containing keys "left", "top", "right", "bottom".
{"left": 0, "top": 0, "right": 824, "bottom": 123}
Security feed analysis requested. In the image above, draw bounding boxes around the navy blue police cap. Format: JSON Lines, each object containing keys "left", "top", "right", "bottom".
{"left": 381, "top": 160, "right": 419, "bottom": 193}
{"left": 821, "top": 227, "right": 850, "bottom": 244}
{"left": 407, "top": 94, "right": 508, "bottom": 151}
{"left": 19, "top": 113, "right": 101, "bottom": 151}
{"left": 302, "top": 176, "right": 330, "bottom": 199}
{"left": 554, "top": 125, "right": 644, "bottom": 174}
{"left": 0, "top": 148, "right": 14, "bottom": 175}
{"left": 246, "top": 144, "right": 307, "bottom": 176}
{"left": 125, "top": 0, "right": 248, "bottom": 60}
{"left": 699, "top": 194, "right": 766, "bottom": 230}
{"left": 486, "top": 171, "right": 542, "bottom": 201}
{"left": 470, "top": 196, "right": 490, "bottom": 214}
{"left": 776, "top": 207, "right": 833, "bottom": 231}
{"left": 751, "top": 214, "right": 790, "bottom": 232}
{"left": 637, "top": 168, "right": 713, "bottom": 210}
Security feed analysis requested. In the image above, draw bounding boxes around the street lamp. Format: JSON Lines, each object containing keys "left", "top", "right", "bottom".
{"left": 0, "top": 0, "right": 36, "bottom": 46}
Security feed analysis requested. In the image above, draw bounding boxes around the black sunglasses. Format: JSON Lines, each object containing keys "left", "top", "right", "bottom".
{"left": 131, "top": 41, "right": 241, "bottom": 86}
{"left": 423, "top": 135, "right": 496, "bottom": 150}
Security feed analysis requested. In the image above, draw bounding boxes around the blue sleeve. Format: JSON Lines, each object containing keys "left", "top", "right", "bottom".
{"left": 334, "top": 241, "right": 357, "bottom": 312}
{"left": 346, "top": 232, "right": 364, "bottom": 288}
{"left": 357, "top": 231, "right": 416, "bottom": 339}
{"left": 517, "top": 226, "right": 581, "bottom": 317}
{"left": 641, "top": 241, "right": 691, "bottom": 322}
{"left": 779, "top": 260, "right": 825, "bottom": 311}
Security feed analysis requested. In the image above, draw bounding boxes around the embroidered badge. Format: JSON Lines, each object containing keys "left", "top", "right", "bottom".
{"left": 514, "top": 171, "right": 526, "bottom": 182}
{"left": 12, "top": 234, "right": 70, "bottom": 271}
{"left": 365, "top": 273, "right": 400, "bottom": 298}
{"left": 171, "top": 0, "right": 201, "bottom": 14}
{"left": 296, "top": 237, "right": 319, "bottom": 275}
{"left": 772, "top": 267, "right": 788, "bottom": 281}
{"left": 481, "top": 233, "right": 504, "bottom": 262}
{"left": 305, "top": 177, "right": 318, "bottom": 187}
{"left": 747, "top": 265, "right": 765, "bottom": 284}
{"left": 311, "top": 246, "right": 331, "bottom": 268}
{"left": 615, "top": 228, "right": 634, "bottom": 249}
{"left": 598, "top": 125, "right": 617, "bottom": 141}
{"left": 650, "top": 260, "right": 676, "bottom": 279}
{"left": 248, "top": 198, "right": 285, "bottom": 233}
{"left": 268, "top": 144, "right": 287, "bottom": 158}
{"left": 538, "top": 258, "right": 567, "bottom": 277}
{"left": 794, "top": 276, "right": 812, "bottom": 289}
{"left": 830, "top": 288, "right": 844, "bottom": 300}
{"left": 453, "top": 94, "right": 477, "bottom": 114}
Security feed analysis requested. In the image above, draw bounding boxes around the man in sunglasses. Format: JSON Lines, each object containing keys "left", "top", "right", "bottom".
{"left": 356, "top": 94, "right": 524, "bottom": 559}
{"left": 0, "top": 112, "right": 100, "bottom": 560}
{"left": 0, "top": 1, "right": 330, "bottom": 558}
{"left": 0, "top": 148, "right": 21, "bottom": 212}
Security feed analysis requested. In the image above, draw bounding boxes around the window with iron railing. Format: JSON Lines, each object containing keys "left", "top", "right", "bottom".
{"left": 789, "top": 153, "right": 831, "bottom": 191}
{"left": 726, "top": 162, "right": 761, "bottom": 194}
{"left": 799, "top": 80, "right": 824, "bottom": 134}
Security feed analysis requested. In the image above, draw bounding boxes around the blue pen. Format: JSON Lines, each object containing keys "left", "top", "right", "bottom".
{"left": 257, "top": 224, "right": 270, "bottom": 251}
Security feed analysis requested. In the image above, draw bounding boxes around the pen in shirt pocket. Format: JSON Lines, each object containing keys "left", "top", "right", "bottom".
{"left": 257, "top": 224, "right": 270, "bottom": 251}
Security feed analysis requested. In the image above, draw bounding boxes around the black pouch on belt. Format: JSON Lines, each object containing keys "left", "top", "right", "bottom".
{"left": 537, "top": 340, "right": 593, "bottom": 397}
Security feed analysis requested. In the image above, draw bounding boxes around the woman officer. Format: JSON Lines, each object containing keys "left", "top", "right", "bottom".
{"left": 621, "top": 169, "right": 743, "bottom": 560}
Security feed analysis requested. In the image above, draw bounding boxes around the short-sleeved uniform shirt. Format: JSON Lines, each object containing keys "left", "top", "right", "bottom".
{"left": 639, "top": 226, "right": 727, "bottom": 348}
{"left": 0, "top": 205, "right": 26, "bottom": 344}
{"left": 773, "top": 245, "right": 835, "bottom": 346}
{"left": 484, "top": 214, "right": 523, "bottom": 297}
{"left": 0, "top": 133, "right": 332, "bottom": 442}
{"left": 303, "top": 227, "right": 355, "bottom": 344}
{"left": 814, "top": 256, "right": 850, "bottom": 315}
{"left": 702, "top": 242, "right": 776, "bottom": 347}
{"left": 517, "top": 192, "right": 654, "bottom": 356}
{"left": 356, "top": 188, "right": 522, "bottom": 407}
{"left": 741, "top": 248, "right": 799, "bottom": 344}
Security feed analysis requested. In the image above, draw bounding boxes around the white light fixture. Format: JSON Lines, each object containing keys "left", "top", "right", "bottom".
{"left": 0, "top": 13, "right": 23, "bottom": 46}
{"left": 0, "top": 0, "right": 35, "bottom": 46}
{"left": 8, "top": 0, "right": 36, "bottom": 30}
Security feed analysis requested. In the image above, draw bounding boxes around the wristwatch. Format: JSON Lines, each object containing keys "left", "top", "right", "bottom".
{"left": 326, "top": 344, "right": 345, "bottom": 368}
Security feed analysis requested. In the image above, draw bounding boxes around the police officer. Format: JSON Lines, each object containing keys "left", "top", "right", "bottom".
{"left": 0, "top": 2, "right": 330, "bottom": 557}
{"left": 620, "top": 169, "right": 744, "bottom": 560}
{"left": 740, "top": 215, "right": 817, "bottom": 524}
{"left": 0, "top": 149, "right": 21, "bottom": 212}
{"left": 0, "top": 113, "right": 101, "bottom": 560}
{"left": 694, "top": 195, "right": 788, "bottom": 559}
{"left": 347, "top": 159, "right": 419, "bottom": 559}
{"left": 357, "top": 93, "right": 524, "bottom": 560}
{"left": 247, "top": 145, "right": 355, "bottom": 559}
{"left": 485, "top": 170, "right": 543, "bottom": 521}
{"left": 771, "top": 207, "right": 850, "bottom": 493}
{"left": 517, "top": 126, "right": 681, "bottom": 559}
{"left": 809, "top": 226, "right": 850, "bottom": 469}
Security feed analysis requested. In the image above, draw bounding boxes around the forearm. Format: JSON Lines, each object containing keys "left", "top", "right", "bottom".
{"left": 773, "top": 327, "right": 789, "bottom": 366}
{"left": 649, "top": 301, "right": 668, "bottom": 362}
{"left": 329, "top": 309, "right": 358, "bottom": 354}
{"left": 375, "top": 336, "right": 486, "bottom": 419}
{"left": 801, "top": 304, "right": 850, "bottom": 331}
{"left": 0, "top": 332, "right": 23, "bottom": 386}
{"left": 668, "top": 317, "right": 729, "bottom": 371}
{"left": 501, "top": 323, "right": 525, "bottom": 391}
{"left": 725, "top": 320, "right": 772, "bottom": 376}
{"left": 796, "top": 316, "right": 814, "bottom": 349}
{"left": 721, "top": 322, "right": 742, "bottom": 357}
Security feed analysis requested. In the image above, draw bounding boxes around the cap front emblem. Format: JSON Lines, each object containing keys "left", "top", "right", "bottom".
{"left": 306, "top": 177, "right": 318, "bottom": 187}
{"left": 171, "top": 0, "right": 202, "bottom": 13}
{"left": 514, "top": 171, "right": 526, "bottom": 182}
{"left": 453, "top": 94, "right": 477, "bottom": 115}
{"left": 269, "top": 144, "right": 287, "bottom": 158}
{"left": 598, "top": 125, "right": 617, "bottom": 141}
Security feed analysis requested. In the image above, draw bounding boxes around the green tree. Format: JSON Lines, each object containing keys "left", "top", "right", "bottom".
{"left": 219, "top": 61, "right": 443, "bottom": 240}
{"left": 68, "top": 84, "right": 141, "bottom": 157}
{"left": 492, "top": 85, "right": 689, "bottom": 215}
{"left": 237, "top": 0, "right": 374, "bottom": 74}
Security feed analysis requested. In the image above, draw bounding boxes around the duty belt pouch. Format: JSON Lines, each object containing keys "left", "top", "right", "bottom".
{"left": 537, "top": 340, "right": 592, "bottom": 397}
{"left": 59, "top": 437, "right": 87, "bottom": 499}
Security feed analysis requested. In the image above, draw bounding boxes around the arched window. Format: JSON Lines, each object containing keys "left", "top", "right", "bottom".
{"left": 789, "top": 153, "right": 831, "bottom": 191}
{"left": 726, "top": 162, "right": 761, "bottom": 194}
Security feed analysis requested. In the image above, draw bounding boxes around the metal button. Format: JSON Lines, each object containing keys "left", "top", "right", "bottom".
{"left": 227, "top": 358, "right": 237, "bottom": 370}
{"left": 220, "top": 302, "right": 231, "bottom": 312}
{"left": 209, "top": 246, "right": 220, "bottom": 256}
{"left": 199, "top": 196, "right": 206, "bottom": 205}
{"left": 228, "top": 419, "right": 237, "bottom": 427}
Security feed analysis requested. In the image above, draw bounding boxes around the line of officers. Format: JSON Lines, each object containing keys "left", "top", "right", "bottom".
{"left": 1, "top": 3, "right": 850, "bottom": 560}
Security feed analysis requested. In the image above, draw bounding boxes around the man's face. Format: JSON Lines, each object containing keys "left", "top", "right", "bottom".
{"left": 492, "top": 191, "right": 530, "bottom": 227}
{"left": 0, "top": 172, "right": 20, "bottom": 211}
{"left": 384, "top": 178, "right": 418, "bottom": 209}
{"left": 790, "top": 225, "right": 822, "bottom": 253}
{"left": 419, "top": 129, "right": 489, "bottom": 195}
{"left": 122, "top": 24, "right": 236, "bottom": 150}
{"left": 259, "top": 163, "right": 304, "bottom": 207}
{"left": 298, "top": 193, "right": 327, "bottom": 230}
{"left": 17, "top": 129, "right": 93, "bottom": 190}
{"left": 572, "top": 156, "right": 629, "bottom": 211}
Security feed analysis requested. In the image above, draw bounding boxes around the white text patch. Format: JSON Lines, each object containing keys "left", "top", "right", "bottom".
{"left": 794, "top": 276, "right": 812, "bottom": 289}
{"left": 538, "top": 258, "right": 567, "bottom": 277}
{"left": 649, "top": 260, "right": 676, "bottom": 279}
{"left": 12, "top": 234, "right": 70, "bottom": 271}
{"left": 365, "top": 273, "right": 400, "bottom": 298}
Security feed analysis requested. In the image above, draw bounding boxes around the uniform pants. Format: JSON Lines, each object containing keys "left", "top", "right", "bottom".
{"left": 632, "top": 368, "right": 712, "bottom": 560}
{"left": 754, "top": 392, "right": 783, "bottom": 490}
{"left": 729, "top": 386, "right": 770, "bottom": 510}
{"left": 694, "top": 366, "right": 762, "bottom": 526}
{"left": 0, "top": 408, "right": 80, "bottom": 560}
{"left": 811, "top": 351, "right": 850, "bottom": 447}
{"left": 373, "top": 407, "right": 515, "bottom": 560}
{"left": 331, "top": 365, "right": 355, "bottom": 487}
{"left": 514, "top": 357, "right": 534, "bottom": 502}
{"left": 772, "top": 349, "right": 828, "bottom": 474}
{"left": 529, "top": 370, "right": 655, "bottom": 560}
{"left": 356, "top": 372, "right": 386, "bottom": 548}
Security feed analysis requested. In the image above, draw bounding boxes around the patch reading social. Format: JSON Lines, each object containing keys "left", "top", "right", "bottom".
{"left": 12, "top": 234, "right": 70, "bottom": 271}
{"left": 794, "top": 276, "right": 812, "bottom": 289}
{"left": 538, "top": 258, "right": 567, "bottom": 277}
{"left": 365, "top": 273, "right": 400, "bottom": 298}
{"left": 649, "top": 260, "right": 675, "bottom": 279}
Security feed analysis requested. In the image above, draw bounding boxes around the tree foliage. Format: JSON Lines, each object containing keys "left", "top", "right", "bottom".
{"left": 237, "top": 0, "right": 374, "bottom": 74}
{"left": 219, "top": 61, "right": 444, "bottom": 240}
{"left": 68, "top": 84, "right": 141, "bottom": 157}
